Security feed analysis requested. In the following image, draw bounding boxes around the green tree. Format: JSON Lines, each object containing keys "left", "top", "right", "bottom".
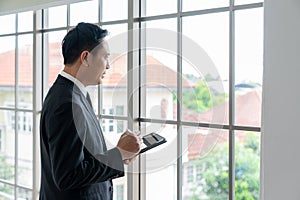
{"left": 180, "top": 80, "right": 226, "bottom": 113}
{"left": 0, "top": 156, "right": 14, "bottom": 194}
{"left": 189, "top": 133, "right": 260, "bottom": 200}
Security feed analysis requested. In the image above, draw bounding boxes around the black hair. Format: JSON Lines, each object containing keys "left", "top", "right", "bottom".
{"left": 62, "top": 22, "right": 108, "bottom": 65}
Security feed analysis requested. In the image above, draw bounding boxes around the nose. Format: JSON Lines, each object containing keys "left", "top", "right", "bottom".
{"left": 106, "top": 62, "right": 110, "bottom": 69}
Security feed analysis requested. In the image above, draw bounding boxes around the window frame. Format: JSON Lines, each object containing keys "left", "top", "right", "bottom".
{"left": 0, "top": 0, "right": 263, "bottom": 199}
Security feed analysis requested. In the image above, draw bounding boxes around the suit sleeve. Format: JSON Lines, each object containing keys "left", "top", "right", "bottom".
{"left": 46, "top": 101, "right": 124, "bottom": 191}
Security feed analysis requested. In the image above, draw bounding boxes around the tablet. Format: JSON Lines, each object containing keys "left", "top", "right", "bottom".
{"left": 139, "top": 132, "right": 167, "bottom": 154}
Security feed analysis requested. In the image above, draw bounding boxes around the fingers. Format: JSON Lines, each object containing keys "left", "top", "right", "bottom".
{"left": 125, "top": 129, "right": 142, "bottom": 144}
{"left": 117, "top": 129, "right": 142, "bottom": 161}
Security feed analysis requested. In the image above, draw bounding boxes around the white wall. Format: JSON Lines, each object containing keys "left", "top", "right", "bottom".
{"left": 262, "top": 0, "right": 300, "bottom": 199}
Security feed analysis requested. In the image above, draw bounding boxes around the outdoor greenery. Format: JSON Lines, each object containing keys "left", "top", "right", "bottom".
{"left": 189, "top": 133, "right": 260, "bottom": 200}
{"left": 177, "top": 80, "right": 226, "bottom": 113}
{"left": 0, "top": 156, "right": 14, "bottom": 195}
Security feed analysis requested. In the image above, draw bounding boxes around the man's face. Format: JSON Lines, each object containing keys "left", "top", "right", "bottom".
{"left": 86, "top": 40, "right": 110, "bottom": 85}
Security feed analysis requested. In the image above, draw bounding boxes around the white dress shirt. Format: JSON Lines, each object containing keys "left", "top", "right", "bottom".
{"left": 60, "top": 71, "right": 88, "bottom": 98}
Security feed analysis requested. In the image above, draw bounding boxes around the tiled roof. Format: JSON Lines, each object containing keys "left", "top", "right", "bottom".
{"left": 0, "top": 43, "right": 192, "bottom": 88}
{"left": 184, "top": 89, "right": 262, "bottom": 160}
{"left": 0, "top": 43, "right": 261, "bottom": 161}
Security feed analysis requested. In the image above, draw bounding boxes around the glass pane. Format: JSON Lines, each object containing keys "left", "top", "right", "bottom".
{"left": 113, "top": 174, "right": 127, "bottom": 200}
{"left": 143, "top": 0, "right": 177, "bottom": 16}
{"left": 235, "top": 0, "right": 263, "bottom": 5}
{"left": 141, "top": 123, "right": 177, "bottom": 200}
{"left": 0, "top": 14, "right": 15, "bottom": 34}
{"left": 0, "top": 183, "right": 14, "bottom": 199}
{"left": 142, "top": 19, "right": 177, "bottom": 121}
{"left": 44, "top": 31, "right": 66, "bottom": 94}
{"left": 100, "top": 119, "right": 128, "bottom": 141}
{"left": 46, "top": 5, "right": 67, "bottom": 29}
{"left": 235, "top": 131, "right": 260, "bottom": 200}
{"left": 17, "top": 187, "right": 32, "bottom": 199}
{"left": 100, "top": 119, "right": 128, "bottom": 200}
{"left": 18, "top": 11, "right": 33, "bottom": 32}
{"left": 102, "top": 24, "right": 128, "bottom": 116}
{"left": 17, "top": 111, "right": 33, "bottom": 188}
{"left": 183, "top": 0, "right": 228, "bottom": 11}
{"left": 0, "top": 36, "right": 15, "bottom": 108}
{"left": 70, "top": 0, "right": 98, "bottom": 26}
{"left": 18, "top": 34, "right": 33, "bottom": 110}
{"left": 146, "top": 164, "right": 177, "bottom": 200}
{"left": 102, "top": 0, "right": 127, "bottom": 21}
{"left": 182, "top": 127, "right": 229, "bottom": 200}
{"left": 0, "top": 110, "right": 15, "bottom": 183}
{"left": 182, "top": 13, "right": 229, "bottom": 124}
{"left": 235, "top": 8, "right": 263, "bottom": 127}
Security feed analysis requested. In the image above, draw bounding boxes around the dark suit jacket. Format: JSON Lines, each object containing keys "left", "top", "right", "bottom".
{"left": 39, "top": 75, "right": 124, "bottom": 200}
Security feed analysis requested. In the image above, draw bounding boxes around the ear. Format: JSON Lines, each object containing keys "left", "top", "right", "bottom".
{"left": 80, "top": 50, "right": 89, "bottom": 67}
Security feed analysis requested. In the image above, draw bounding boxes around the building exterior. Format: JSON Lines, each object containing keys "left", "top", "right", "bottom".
{"left": 0, "top": 42, "right": 261, "bottom": 200}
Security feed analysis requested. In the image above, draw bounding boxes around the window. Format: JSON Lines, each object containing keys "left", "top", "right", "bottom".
{"left": 187, "top": 166, "right": 194, "bottom": 183}
{"left": 116, "top": 106, "right": 124, "bottom": 115}
{"left": 116, "top": 185, "right": 124, "bottom": 200}
{"left": 0, "top": 0, "right": 263, "bottom": 199}
{"left": 0, "top": 129, "right": 2, "bottom": 152}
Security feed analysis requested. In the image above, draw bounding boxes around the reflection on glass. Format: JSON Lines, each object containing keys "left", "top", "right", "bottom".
{"left": 46, "top": 5, "right": 67, "bottom": 29}
{"left": 17, "top": 111, "right": 33, "bottom": 188}
{"left": 142, "top": 123, "right": 177, "bottom": 200}
{"left": 182, "top": 127, "right": 228, "bottom": 200}
{"left": 235, "top": 0, "right": 263, "bottom": 5}
{"left": 102, "top": 0, "right": 127, "bottom": 21}
{"left": 0, "top": 183, "right": 14, "bottom": 199}
{"left": 70, "top": 0, "right": 98, "bottom": 26}
{"left": 143, "top": 0, "right": 177, "bottom": 16}
{"left": 235, "top": 8, "right": 263, "bottom": 127}
{"left": 18, "top": 34, "right": 33, "bottom": 110}
{"left": 0, "top": 14, "right": 15, "bottom": 34}
{"left": 101, "top": 24, "right": 128, "bottom": 116}
{"left": 44, "top": 31, "right": 66, "bottom": 93}
{"left": 18, "top": 11, "right": 33, "bottom": 32}
{"left": 142, "top": 19, "right": 177, "bottom": 120}
{"left": 182, "top": 13, "right": 229, "bottom": 124}
{"left": 17, "top": 188, "right": 32, "bottom": 199}
{"left": 0, "top": 110, "right": 15, "bottom": 183}
{"left": 0, "top": 36, "right": 15, "bottom": 108}
{"left": 183, "top": 0, "right": 228, "bottom": 11}
{"left": 235, "top": 131, "right": 260, "bottom": 200}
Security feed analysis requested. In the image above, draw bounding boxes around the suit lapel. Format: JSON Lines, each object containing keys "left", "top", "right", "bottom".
{"left": 56, "top": 75, "right": 107, "bottom": 152}
{"left": 73, "top": 86, "right": 107, "bottom": 151}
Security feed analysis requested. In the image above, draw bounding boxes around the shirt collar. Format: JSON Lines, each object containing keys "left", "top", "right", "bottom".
{"left": 60, "top": 71, "right": 88, "bottom": 98}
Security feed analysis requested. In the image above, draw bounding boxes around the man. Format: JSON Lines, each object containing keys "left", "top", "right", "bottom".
{"left": 39, "top": 22, "right": 141, "bottom": 200}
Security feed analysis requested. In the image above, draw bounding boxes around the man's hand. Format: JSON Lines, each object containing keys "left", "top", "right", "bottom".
{"left": 117, "top": 130, "right": 141, "bottom": 163}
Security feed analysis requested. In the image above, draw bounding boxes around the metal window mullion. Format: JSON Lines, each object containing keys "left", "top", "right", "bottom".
{"left": 138, "top": 0, "right": 147, "bottom": 199}
{"left": 32, "top": 10, "right": 41, "bottom": 200}
{"left": 98, "top": 0, "right": 103, "bottom": 24}
{"left": 67, "top": 4, "right": 71, "bottom": 30}
{"left": 127, "top": 0, "right": 138, "bottom": 200}
{"left": 229, "top": 0, "right": 236, "bottom": 199}
{"left": 98, "top": 0, "right": 103, "bottom": 120}
{"left": 14, "top": 13, "right": 20, "bottom": 200}
{"left": 177, "top": 0, "right": 183, "bottom": 200}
